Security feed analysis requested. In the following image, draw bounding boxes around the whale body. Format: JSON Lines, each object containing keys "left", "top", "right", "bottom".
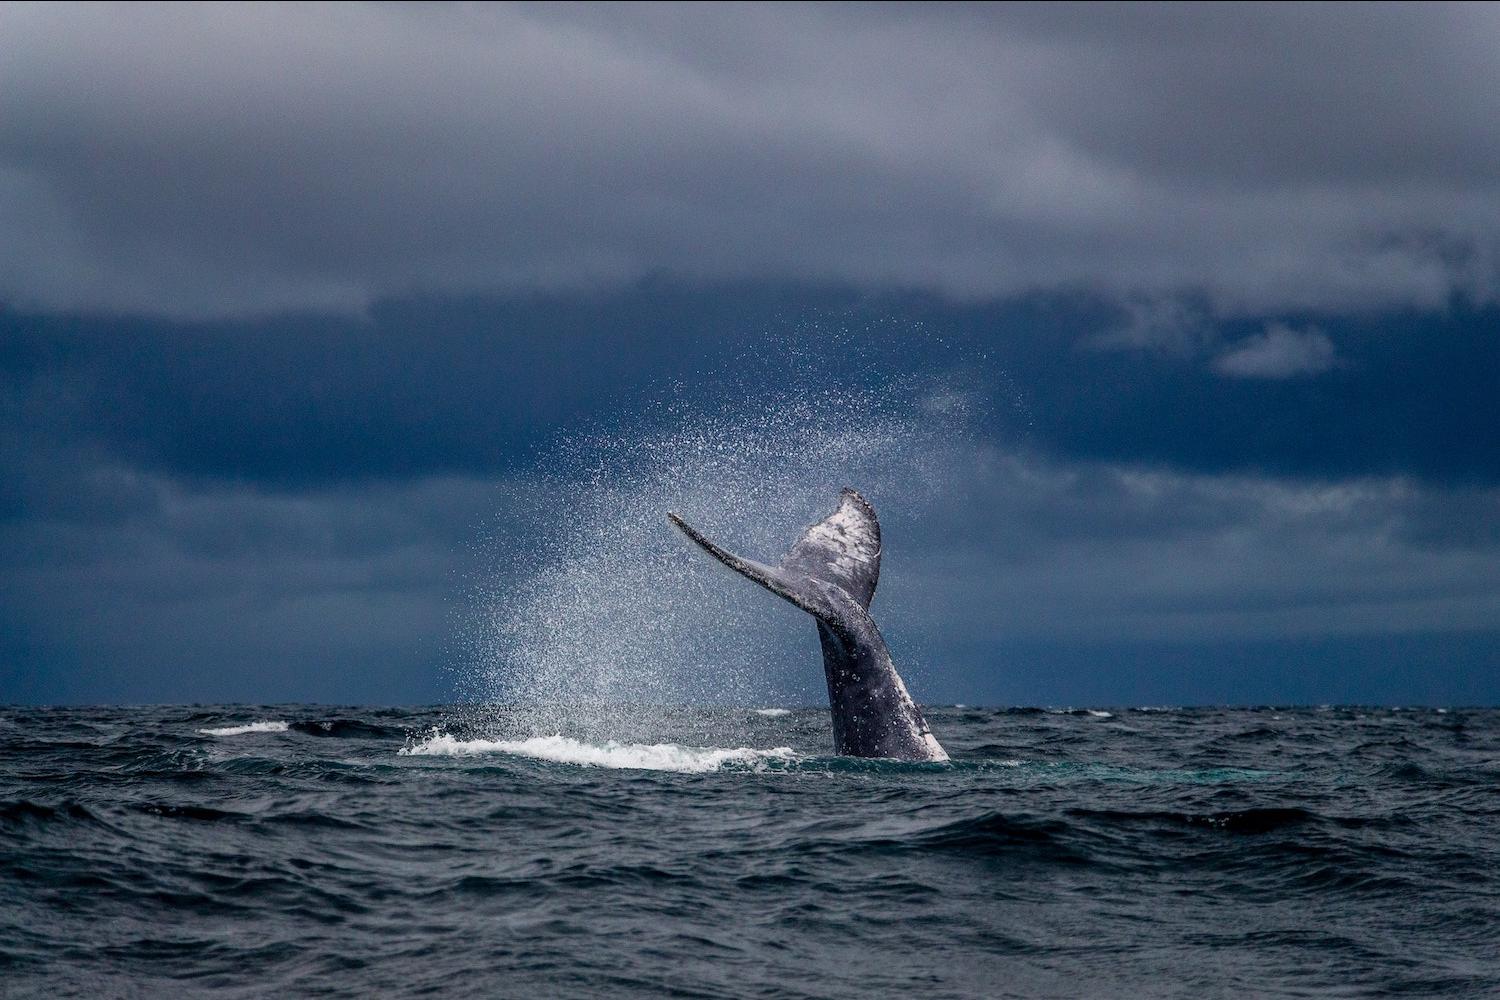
{"left": 668, "top": 489, "right": 948, "bottom": 762}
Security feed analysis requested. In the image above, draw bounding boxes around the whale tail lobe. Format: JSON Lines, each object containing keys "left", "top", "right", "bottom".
{"left": 666, "top": 488, "right": 881, "bottom": 617}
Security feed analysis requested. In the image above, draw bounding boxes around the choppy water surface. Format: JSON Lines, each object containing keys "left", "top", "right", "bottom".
{"left": 3, "top": 705, "right": 1498, "bottom": 998}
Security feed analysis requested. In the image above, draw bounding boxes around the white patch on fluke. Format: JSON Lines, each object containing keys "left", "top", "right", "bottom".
{"left": 198, "top": 720, "right": 289, "bottom": 736}
{"left": 400, "top": 732, "right": 796, "bottom": 773}
{"left": 777, "top": 490, "right": 882, "bottom": 608}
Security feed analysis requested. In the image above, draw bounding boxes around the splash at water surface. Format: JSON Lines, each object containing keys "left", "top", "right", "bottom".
{"left": 454, "top": 354, "right": 993, "bottom": 744}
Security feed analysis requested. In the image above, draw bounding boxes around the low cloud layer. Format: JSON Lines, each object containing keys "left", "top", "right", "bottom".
{"left": 3, "top": 294, "right": 1495, "bottom": 704}
{"left": 5, "top": 447, "right": 1496, "bottom": 705}
{"left": 4, "top": 3, "right": 1500, "bottom": 318}
{"left": 0, "top": 470, "right": 500, "bottom": 703}
{"left": 896, "top": 453, "right": 1500, "bottom": 646}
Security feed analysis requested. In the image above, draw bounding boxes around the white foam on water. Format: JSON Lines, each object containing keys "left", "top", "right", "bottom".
{"left": 198, "top": 720, "right": 289, "bottom": 736}
{"left": 752, "top": 708, "right": 793, "bottom": 717}
{"left": 1088, "top": 710, "right": 1114, "bottom": 718}
{"left": 400, "top": 732, "right": 797, "bottom": 773}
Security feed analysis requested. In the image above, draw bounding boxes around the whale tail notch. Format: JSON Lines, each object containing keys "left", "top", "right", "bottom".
{"left": 666, "top": 488, "right": 882, "bottom": 615}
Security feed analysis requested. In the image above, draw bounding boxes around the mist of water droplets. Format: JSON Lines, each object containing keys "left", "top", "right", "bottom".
{"left": 452, "top": 357, "right": 991, "bottom": 742}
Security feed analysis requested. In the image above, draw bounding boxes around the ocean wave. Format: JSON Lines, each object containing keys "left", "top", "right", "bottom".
{"left": 137, "top": 803, "right": 244, "bottom": 822}
{"left": 1072, "top": 806, "right": 1318, "bottom": 835}
{"left": 751, "top": 708, "right": 792, "bottom": 717}
{"left": 399, "top": 733, "right": 798, "bottom": 773}
{"left": 197, "top": 721, "right": 289, "bottom": 736}
{"left": 289, "top": 719, "right": 406, "bottom": 739}
{"left": 1, "top": 799, "right": 101, "bottom": 826}
{"left": 7, "top": 704, "right": 1498, "bottom": 997}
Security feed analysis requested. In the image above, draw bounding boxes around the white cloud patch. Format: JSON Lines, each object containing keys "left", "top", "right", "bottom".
{"left": 1211, "top": 323, "right": 1339, "bottom": 379}
{"left": 3, "top": 4, "right": 1500, "bottom": 318}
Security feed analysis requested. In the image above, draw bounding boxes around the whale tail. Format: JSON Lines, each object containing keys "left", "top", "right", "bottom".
{"left": 666, "top": 488, "right": 881, "bottom": 617}
{"left": 670, "top": 488, "right": 946, "bottom": 762}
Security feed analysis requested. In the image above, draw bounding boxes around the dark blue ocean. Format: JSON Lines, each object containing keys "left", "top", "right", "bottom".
{"left": 3, "top": 704, "right": 1497, "bottom": 998}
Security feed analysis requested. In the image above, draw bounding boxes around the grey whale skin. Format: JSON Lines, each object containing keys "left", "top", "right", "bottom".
{"left": 668, "top": 489, "right": 948, "bottom": 762}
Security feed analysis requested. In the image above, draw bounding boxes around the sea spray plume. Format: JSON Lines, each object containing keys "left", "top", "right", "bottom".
{"left": 669, "top": 489, "right": 949, "bottom": 762}
{"left": 453, "top": 367, "right": 988, "bottom": 747}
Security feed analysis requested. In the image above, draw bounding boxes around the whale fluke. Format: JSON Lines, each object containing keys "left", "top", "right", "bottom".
{"left": 668, "top": 489, "right": 947, "bottom": 762}
{"left": 666, "top": 488, "right": 880, "bottom": 614}
{"left": 781, "top": 488, "right": 881, "bottom": 609}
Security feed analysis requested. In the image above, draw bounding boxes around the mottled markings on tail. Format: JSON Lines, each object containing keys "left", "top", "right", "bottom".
{"left": 781, "top": 488, "right": 881, "bottom": 609}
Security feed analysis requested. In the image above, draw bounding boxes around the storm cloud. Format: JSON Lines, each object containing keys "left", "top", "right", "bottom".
{"left": 3, "top": 5, "right": 1497, "bottom": 706}
{"left": 6, "top": 438, "right": 1497, "bottom": 706}
{"left": 4, "top": 291, "right": 1497, "bottom": 488}
{"left": 4, "top": 3, "right": 1500, "bottom": 318}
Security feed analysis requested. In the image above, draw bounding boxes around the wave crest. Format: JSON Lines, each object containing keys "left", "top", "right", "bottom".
{"left": 198, "top": 721, "right": 289, "bottom": 736}
{"left": 399, "top": 733, "right": 796, "bottom": 773}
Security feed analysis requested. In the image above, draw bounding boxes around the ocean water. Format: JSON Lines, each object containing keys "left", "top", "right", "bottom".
{"left": 3, "top": 705, "right": 1498, "bottom": 998}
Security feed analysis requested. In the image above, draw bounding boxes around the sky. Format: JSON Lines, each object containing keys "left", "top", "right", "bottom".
{"left": 2, "top": 3, "right": 1497, "bottom": 706}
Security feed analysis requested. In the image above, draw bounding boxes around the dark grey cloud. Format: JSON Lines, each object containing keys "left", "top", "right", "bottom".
{"left": 0, "top": 466, "right": 500, "bottom": 703}
{"left": 3, "top": 3, "right": 1499, "bottom": 317}
{"left": 3, "top": 289, "right": 1497, "bottom": 490}
{"left": 884, "top": 452, "right": 1500, "bottom": 705}
{"left": 3, "top": 6, "right": 1497, "bottom": 706}
{"left": 5, "top": 442, "right": 1497, "bottom": 705}
{"left": 891, "top": 452, "right": 1500, "bottom": 646}
{"left": 1, "top": 285, "right": 1494, "bottom": 706}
